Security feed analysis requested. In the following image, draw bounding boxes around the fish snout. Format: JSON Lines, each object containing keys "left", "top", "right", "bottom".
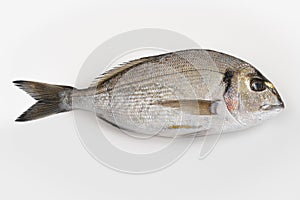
{"left": 264, "top": 81, "right": 285, "bottom": 111}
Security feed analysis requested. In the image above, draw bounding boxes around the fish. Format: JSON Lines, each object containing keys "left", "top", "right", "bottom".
{"left": 13, "top": 49, "right": 285, "bottom": 137}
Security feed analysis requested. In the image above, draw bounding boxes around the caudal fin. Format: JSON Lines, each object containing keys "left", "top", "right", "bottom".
{"left": 13, "top": 80, "right": 75, "bottom": 122}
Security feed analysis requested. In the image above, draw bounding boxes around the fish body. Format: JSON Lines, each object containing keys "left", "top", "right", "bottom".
{"left": 14, "top": 49, "right": 284, "bottom": 137}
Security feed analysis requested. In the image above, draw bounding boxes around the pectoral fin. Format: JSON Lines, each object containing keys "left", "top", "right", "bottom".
{"left": 153, "top": 99, "right": 220, "bottom": 115}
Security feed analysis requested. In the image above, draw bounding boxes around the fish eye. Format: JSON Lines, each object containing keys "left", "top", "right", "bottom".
{"left": 250, "top": 78, "right": 266, "bottom": 92}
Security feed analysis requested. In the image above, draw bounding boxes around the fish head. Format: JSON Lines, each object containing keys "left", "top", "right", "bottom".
{"left": 224, "top": 66, "right": 284, "bottom": 127}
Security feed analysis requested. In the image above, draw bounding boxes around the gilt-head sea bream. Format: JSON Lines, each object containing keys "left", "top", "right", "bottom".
{"left": 14, "top": 49, "right": 284, "bottom": 137}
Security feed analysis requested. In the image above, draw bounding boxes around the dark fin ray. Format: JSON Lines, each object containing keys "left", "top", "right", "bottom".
{"left": 15, "top": 101, "right": 62, "bottom": 122}
{"left": 13, "top": 80, "right": 75, "bottom": 122}
{"left": 13, "top": 80, "right": 73, "bottom": 101}
{"left": 90, "top": 55, "right": 163, "bottom": 88}
{"left": 152, "top": 99, "right": 220, "bottom": 115}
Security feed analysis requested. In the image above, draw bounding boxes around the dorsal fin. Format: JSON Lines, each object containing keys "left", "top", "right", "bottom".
{"left": 91, "top": 55, "right": 162, "bottom": 88}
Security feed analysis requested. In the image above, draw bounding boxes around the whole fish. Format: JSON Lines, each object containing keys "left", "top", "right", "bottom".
{"left": 14, "top": 49, "right": 284, "bottom": 137}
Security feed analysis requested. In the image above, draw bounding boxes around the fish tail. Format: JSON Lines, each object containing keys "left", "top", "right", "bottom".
{"left": 13, "top": 80, "right": 75, "bottom": 122}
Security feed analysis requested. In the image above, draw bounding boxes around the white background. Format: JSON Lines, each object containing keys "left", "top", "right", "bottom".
{"left": 1, "top": 0, "right": 299, "bottom": 199}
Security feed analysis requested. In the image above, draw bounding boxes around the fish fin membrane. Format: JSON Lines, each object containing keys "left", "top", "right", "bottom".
{"left": 13, "top": 80, "right": 75, "bottom": 122}
{"left": 90, "top": 55, "right": 161, "bottom": 88}
{"left": 153, "top": 99, "right": 220, "bottom": 115}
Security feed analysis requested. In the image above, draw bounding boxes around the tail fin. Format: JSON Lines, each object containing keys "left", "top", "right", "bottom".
{"left": 13, "top": 80, "right": 75, "bottom": 122}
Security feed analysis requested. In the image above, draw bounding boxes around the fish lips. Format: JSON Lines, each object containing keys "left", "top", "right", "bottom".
{"left": 260, "top": 102, "right": 285, "bottom": 112}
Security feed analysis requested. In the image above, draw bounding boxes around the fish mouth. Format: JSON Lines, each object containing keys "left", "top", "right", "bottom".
{"left": 260, "top": 103, "right": 285, "bottom": 111}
